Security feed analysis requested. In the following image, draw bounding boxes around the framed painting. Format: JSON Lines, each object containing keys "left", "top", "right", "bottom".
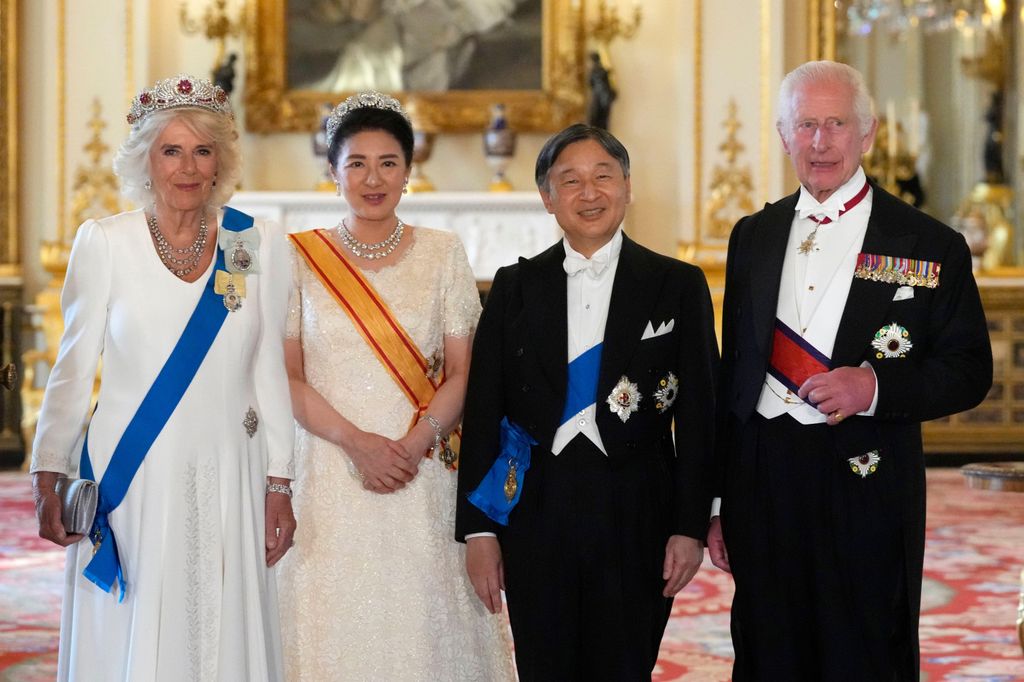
{"left": 244, "top": 0, "right": 587, "bottom": 133}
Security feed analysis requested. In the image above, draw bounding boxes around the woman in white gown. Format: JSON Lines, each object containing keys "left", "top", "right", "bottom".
{"left": 278, "top": 92, "right": 515, "bottom": 681}
{"left": 30, "top": 75, "right": 296, "bottom": 681}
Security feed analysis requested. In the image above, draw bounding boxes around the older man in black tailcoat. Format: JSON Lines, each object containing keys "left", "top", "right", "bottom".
{"left": 707, "top": 61, "right": 993, "bottom": 681}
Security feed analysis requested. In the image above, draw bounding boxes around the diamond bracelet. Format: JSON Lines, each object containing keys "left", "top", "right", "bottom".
{"left": 266, "top": 482, "right": 293, "bottom": 497}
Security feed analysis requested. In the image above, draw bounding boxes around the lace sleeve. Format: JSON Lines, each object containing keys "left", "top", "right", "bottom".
{"left": 441, "top": 232, "right": 482, "bottom": 338}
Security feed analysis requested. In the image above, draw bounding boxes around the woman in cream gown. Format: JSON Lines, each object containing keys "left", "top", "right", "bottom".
{"left": 277, "top": 92, "right": 514, "bottom": 680}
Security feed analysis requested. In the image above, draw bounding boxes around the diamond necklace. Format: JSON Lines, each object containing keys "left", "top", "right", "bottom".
{"left": 148, "top": 211, "right": 208, "bottom": 277}
{"left": 337, "top": 218, "right": 404, "bottom": 260}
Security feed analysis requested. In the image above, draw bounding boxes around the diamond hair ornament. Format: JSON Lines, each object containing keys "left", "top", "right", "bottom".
{"left": 325, "top": 92, "right": 411, "bottom": 148}
{"left": 127, "top": 74, "right": 233, "bottom": 128}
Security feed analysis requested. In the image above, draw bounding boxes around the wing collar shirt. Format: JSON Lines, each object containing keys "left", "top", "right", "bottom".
{"left": 551, "top": 228, "right": 623, "bottom": 456}
{"left": 756, "top": 166, "right": 879, "bottom": 424}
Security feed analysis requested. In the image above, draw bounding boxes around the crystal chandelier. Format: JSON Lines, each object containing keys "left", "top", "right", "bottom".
{"left": 841, "top": 0, "right": 1006, "bottom": 35}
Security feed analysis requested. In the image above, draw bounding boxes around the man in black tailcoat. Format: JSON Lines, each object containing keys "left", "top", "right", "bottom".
{"left": 707, "top": 61, "right": 992, "bottom": 681}
{"left": 456, "top": 124, "right": 719, "bottom": 680}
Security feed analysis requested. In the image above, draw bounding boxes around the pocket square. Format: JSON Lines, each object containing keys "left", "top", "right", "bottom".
{"left": 641, "top": 319, "right": 675, "bottom": 341}
{"left": 893, "top": 285, "right": 914, "bottom": 302}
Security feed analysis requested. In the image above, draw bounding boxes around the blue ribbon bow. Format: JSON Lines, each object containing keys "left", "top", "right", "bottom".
{"left": 467, "top": 417, "right": 538, "bottom": 526}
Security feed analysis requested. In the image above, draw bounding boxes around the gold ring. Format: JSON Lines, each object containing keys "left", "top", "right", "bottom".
{"left": 833, "top": 411, "right": 843, "bottom": 422}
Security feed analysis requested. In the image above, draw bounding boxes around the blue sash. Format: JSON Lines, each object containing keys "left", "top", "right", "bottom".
{"left": 79, "top": 207, "right": 255, "bottom": 599}
{"left": 559, "top": 343, "right": 603, "bottom": 424}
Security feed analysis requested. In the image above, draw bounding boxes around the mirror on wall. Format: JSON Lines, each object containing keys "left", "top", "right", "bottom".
{"left": 818, "top": 0, "right": 1023, "bottom": 267}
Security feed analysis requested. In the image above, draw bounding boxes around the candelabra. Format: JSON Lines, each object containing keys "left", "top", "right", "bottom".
{"left": 586, "top": 0, "right": 642, "bottom": 46}
{"left": 863, "top": 117, "right": 920, "bottom": 205}
{"left": 583, "top": 0, "right": 642, "bottom": 130}
{"left": 179, "top": 0, "right": 246, "bottom": 72}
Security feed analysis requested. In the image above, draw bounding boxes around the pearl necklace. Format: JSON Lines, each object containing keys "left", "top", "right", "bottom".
{"left": 337, "top": 219, "right": 404, "bottom": 260}
{"left": 148, "top": 212, "right": 208, "bottom": 277}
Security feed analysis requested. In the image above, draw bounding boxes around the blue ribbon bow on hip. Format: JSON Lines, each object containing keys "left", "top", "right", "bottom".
{"left": 467, "top": 417, "right": 537, "bottom": 526}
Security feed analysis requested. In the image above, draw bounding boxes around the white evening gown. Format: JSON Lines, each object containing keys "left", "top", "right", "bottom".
{"left": 277, "top": 227, "right": 515, "bottom": 681}
{"left": 30, "top": 208, "right": 295, "bottom": 682}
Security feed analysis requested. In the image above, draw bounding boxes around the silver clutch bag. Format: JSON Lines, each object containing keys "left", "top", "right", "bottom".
{"left": 54, "top": 477, "right": 98, "bottom": 536}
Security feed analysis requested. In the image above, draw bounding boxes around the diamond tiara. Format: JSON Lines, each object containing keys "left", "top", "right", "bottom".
{"left": 325, "top": 92, "right": 411, "bottom": 147}
{"left": 127, "top": 74, "right": 233, "bottom": 128}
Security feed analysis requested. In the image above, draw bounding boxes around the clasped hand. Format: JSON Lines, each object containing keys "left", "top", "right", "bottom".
{"left": 797, "top": 365, "right": 875, "bottom": 426}
{"left": 346, "top": 430, "right": 421, "bottom": 494}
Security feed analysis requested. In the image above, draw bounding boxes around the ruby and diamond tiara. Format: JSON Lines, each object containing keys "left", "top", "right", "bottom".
{"left": 325, "top": 92, "right": 411, "bottom": 147}
{"left": 126, "top": 74, "right": 233, "bottom": 127}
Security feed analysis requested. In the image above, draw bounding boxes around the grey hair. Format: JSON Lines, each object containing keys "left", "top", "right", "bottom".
{"left": 776, "top": 60, "right": 875, "bottom": 138}
{"left": 113, "top": 108, "right": 241, "bottom": 207}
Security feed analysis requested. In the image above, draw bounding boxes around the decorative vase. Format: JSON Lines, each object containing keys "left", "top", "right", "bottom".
{"left": 483, "top": 103, "right": 516, "bottom": 192}
{"left": 408, "top": 129, "right": 436, "bottom": 193}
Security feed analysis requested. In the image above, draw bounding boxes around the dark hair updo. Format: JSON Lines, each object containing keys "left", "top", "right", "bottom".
{"left": 327, "top": 107, "right": 415, "bottom": 169}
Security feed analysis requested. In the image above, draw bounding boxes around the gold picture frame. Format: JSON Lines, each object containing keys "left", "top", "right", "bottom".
{"left": 244, "top": 0, "right": 587, "bottom": 133}
{"left": 0, "top": 0, "right": 18, "bottom": 270}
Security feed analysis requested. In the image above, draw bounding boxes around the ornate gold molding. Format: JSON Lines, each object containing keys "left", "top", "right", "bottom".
{"left": 0, "top": 0, "right": 18, "bottom": 272}
{"left": 809, "top": 0, "right": 836, "bottom": 61}
{"left": 70, "top": 101, "right": 122, "bottom": 227}
{"left": 692, "top": 0, "right": 702, "bottom": 249}
{"left": 244, "top": 0, "right": 586, "bottom": 133}
{"left": 704, "top": 100, "right": 755, "bottom": 242}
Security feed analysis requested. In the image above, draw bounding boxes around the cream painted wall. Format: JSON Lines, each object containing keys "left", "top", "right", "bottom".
{"left": 18, "top": 0, "right": 57, "bottom": 297}
{"left": 19, "top": 0, "right": 805, "bottom": 299}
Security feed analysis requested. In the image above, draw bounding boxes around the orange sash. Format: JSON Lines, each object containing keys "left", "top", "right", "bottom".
{"left": 289, "top": 229, "right": 460, "bottom": 466}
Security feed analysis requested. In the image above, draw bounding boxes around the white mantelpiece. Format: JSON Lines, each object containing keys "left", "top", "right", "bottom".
{"left": 230, "top": 191, "right": 561, "bottom": 281}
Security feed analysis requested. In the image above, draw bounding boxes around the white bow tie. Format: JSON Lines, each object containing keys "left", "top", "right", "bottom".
{"left": 563, "top": 252, "right": 610, "bottom": 278}
{"left": 797, "top": 202, "right": 842, "bottom": 223}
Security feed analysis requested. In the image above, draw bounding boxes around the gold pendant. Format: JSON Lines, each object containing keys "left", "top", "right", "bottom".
{"left": 797, "top": 235, "right": 816, "bottom": 254}
{"left": 438, "top": 440, "right": 457, "bottom": 470}
{"left": 503, "top": 461, "right": 518, "bottom": 502}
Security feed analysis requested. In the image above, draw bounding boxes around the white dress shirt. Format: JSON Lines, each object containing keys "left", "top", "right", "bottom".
{"left": 756, "top": 167, "right": 879, "bottom": 424}
{"left": 465, "top": 230, "right": 623, "bottom": 538}
{"left": 550, "top": 229, "right": 623, "bottom": 455}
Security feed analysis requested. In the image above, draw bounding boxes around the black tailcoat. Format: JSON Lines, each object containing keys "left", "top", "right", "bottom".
{"left": 717, "top": 184, "right": 992, "bottom": 681}
{"left": 456, "top": 233, "right": 719, "bottom": 678}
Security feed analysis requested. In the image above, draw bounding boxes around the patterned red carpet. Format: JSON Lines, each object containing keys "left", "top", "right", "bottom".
{"left": 2, "top": 469, "right": 1021, "bottom": 681}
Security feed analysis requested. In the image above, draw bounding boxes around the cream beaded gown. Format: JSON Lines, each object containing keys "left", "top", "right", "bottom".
{"left": 278, "top": 227, "right": 515, "bottom": 681}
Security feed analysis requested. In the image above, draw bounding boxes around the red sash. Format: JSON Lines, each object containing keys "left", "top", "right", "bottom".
{"left": 767, "top": 319, "right": 831, "bottom": 394}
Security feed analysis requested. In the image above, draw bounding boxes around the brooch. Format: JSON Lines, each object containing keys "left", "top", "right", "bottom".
{"left": 425, "top": 352, "right": 443, "bottom": 380}
{"left": 243, "top": 407, "right": 259, "bottom": 438}
{"left": 871, "top": 322, "right": 913, "bottom": 359}
{"left": 219, "top": 227, "right": 261, "bottom": 275}
{"left": 653, "top": 372, "right": 679, "bottom": 414}
{"left": 848, "top": 450, "right": 881, "bottom": 478}
{"left": 607, "top": 376, "right": 641, "bottom": 423}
